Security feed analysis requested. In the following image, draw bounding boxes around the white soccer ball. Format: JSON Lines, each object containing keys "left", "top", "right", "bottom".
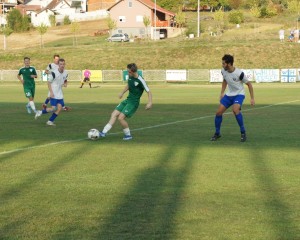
{"left": 88, "top": 128, "right": 100, "bottom": 140}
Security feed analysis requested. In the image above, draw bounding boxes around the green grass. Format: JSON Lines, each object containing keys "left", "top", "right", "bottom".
{"left": 1, "top": 11, "right": 300, "bottom": 70}
{"left": 0, "top": 83, "right": 300, "bottom": 239}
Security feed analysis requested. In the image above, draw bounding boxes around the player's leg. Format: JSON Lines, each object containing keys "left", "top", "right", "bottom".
{"left": 28, "top": 86, "right": 37, "bottom": 113}
{"left": 118, "top": 102, "right": 138, "bottom": 140}
{"left": 100, "top": 110, "right": 121, "bottom": 137}
{"left": 100, "top": 101, "right": 127, "bottom": 137}
{"left": 35, "top": 98, "right": 57, "bottom": 119}
{"left": 43, "top": 97, "right": 50, "bottom": 109}
{"left": 24, "top": 88, "right": 34, "bottom": 114}
{"left": 117, "top": 113, "right": 132, "bottom": 140}
{"left": 47, "top": 101, "right": 62, "bottom": 126}
{"left": 211, "top": 95, "right": 231, "bottom": 141}
{"left": 232, "top": 95, "right": 246, "bottom": 142}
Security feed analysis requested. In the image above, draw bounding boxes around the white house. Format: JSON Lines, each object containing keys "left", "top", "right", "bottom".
{"left": 30, "top": 0, "right": 73, "bottom": 27}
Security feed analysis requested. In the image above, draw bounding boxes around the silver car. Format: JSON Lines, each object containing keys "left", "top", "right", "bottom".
{"left": 107, "top": 33, "right": 129, "bottom": 42}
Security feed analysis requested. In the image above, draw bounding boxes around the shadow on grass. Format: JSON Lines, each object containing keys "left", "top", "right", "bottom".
{"left": 0, "top": 144, "right": 95, "bottom": 237}
{"left": 0, "top": 101, "right": 300, "bottom": 239}
{"left": 91, "top": 145, "right": 196, "bottom": 239}
{"left": 249, "top": 148, "right": 300, "bottom": 239}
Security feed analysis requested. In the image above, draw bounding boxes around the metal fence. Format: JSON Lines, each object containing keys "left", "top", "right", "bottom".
{"left": 2, "top": 69, "right": 300, "bottom": 83}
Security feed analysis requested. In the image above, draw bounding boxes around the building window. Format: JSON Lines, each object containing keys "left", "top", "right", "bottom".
{"left": 128, "top": 1, "right": 132, "bottom": 7}
{"left": 119, "top": 16, "right": 126, "bottom": 22}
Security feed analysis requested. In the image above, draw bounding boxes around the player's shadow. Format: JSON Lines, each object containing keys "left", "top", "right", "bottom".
{"left": 93, "top": 144, "right": 197, "bottom": 239}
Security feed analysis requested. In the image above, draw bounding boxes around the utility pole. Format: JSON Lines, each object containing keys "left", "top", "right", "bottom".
{"left": 154, "top": 0, "right": 157, "bottom": 40}
{"left": 197, "top": 0, "right": 200, "bottom": 37}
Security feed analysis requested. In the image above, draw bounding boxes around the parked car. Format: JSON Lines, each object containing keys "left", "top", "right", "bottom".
{"left": 107, "top": 33, "right": 129, "bottom": 42}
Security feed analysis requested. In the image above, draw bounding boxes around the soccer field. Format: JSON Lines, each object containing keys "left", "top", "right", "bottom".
{"left": 0, "top": 83, "right": 299, "bottom": 239}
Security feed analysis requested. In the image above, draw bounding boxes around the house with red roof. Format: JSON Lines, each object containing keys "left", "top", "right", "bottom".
{"left": 107, "top": 0, "right": 176, "bottom": 39}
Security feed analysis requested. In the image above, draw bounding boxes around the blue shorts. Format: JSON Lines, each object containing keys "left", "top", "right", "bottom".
{"left": 220, "top": 95, "right": 245, "bottom": 109}
{"left": 50, "top": 98, "right": 65, "bottom": 107}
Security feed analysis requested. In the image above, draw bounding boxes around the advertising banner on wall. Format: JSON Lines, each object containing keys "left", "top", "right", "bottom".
{"left": 209, "top": 69, "right": 223, "bottom": 83}
{"left": 84, "top": 70, "right": 103, "bottom": 82}
{"left": 281, "top": 69, "right": 297, "bottom": 83}
{"left": 166, "top": 70, "right": 187, "bottom": 81}
{"left": 253, "top": 69, "right": 280, "bottom": 83}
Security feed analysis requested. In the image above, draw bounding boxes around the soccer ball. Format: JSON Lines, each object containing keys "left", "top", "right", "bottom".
{"left": 88, "top": 128, "right": 100, "bottom": 140}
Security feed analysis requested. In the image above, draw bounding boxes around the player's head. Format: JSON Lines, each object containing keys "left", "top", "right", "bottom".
{"left": 24, "top": 57, "right": 30, "bottom": 67}
{"left": 53, "top": 54, "right": 60, "bottom": 64}
{"left": 222, "top": 54, "right": 234, "bottom": 70}
{"left": 127, "top": 63, "right": 138, "bottom": 77}
{"left": 58, "top": 58, "right": 65, "bottom": 71}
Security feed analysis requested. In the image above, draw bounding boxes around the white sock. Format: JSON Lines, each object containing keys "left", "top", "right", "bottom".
{"left": 123, "top": 128, "right": 131, "bottom": 136}
{"left": 29, "top": 101, "right": 36, "bottom": 112}
{"left": 102, "top": 123, "right": 112, "bottom": 134}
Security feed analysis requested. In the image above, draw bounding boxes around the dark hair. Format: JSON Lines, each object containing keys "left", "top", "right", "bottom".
{"left": 24, "top": 57, "right": 30, "bottom": 61}
{"left": 59, "top": 58, "right": 65, "bottom": 63}
{"left": 222, "top": 54, "right": 234, "bottom": 65}
{"left": 53, "top": 54, "right": 60, "bottom": 58}
{"left": 127, "top": 63, "right": 138, "bottom": 72}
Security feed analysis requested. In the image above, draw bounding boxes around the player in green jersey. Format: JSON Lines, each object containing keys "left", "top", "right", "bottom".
{"left": 99, "top": 63, "right": 153, "bottom": 140}
{"left": 17, "top": 57, "right": 38, "bottom": 114}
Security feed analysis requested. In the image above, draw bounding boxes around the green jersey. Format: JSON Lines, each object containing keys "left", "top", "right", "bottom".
{"left": 18, "top": 66, "right": 37, "bottom": 88}
{"left": 127, "top": 75, "right": 150, "bottom": 103}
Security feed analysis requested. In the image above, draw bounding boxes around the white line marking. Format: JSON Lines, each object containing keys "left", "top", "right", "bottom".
{"left": 0, "top": 100, "right": 299, "bottom": 156}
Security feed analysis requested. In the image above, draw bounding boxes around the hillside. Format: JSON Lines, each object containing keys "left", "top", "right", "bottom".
{"left": 0, "top": 19, "right": 108, "bottom": 50}
{"left": 1, "top": 12, "right": 300, "bottom": 70}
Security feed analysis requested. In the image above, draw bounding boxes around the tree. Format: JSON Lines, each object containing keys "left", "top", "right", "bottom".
{"left": 143, "top": 15, "right": 151, "bottom": 38}
{"left": 287, "top": 0, "right": 300, "bottom": 13}
{"left": 157, "top": 0, "right": 178, "bottom": 11}
{"left": 0, "top": 26, "right": 13, "bottom": 50}
{"left": 36, "top": 24, "right": 48, "bottom": 48}
{"left": 70, "top": 21, "right": 80, "bottom": 46}
{"left": 175, "top": 8, "right": 186, "bottom": 37}
{"left": 214, "top": 9, "right": 225, "bottom": 35}
{"left": 228, "top": 0, "right": 243, "bottom": 9}
{"left": 6, "top": 8, "right": 30, "bottom": 32}
{"left": 106, "top": 17, "right": 117, "bottom": 37}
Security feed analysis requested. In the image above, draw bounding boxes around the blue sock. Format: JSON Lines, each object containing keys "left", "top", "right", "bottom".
{"left": 49, "top": 113, "right": 58, "bottom": 122}
{"left": 42, "top": 109, "right": 48, "bottom": 114}
{"left": 235, "top": 112, "right": 245, "bottom": 133}
{"left": 215, "top": 115, "right": 223, "bottom": 135}
{"left": 45, "top": 98, "right": 50, "bottom": 104}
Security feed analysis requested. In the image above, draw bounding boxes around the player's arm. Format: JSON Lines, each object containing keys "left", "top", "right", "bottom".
{"left": 48, "top": 73, "right": 55, "bottom": 98}
{"left": 220, "top": 79, "right": 227, "bottom": 99}
{"left": 31, "top": 69, "right": 37, "bottom": 79}
{"left": 145, "top": 90, "right": 152, "bottom": 110}
{"left": 118, "top": 85, "right": 129, "bottom": 99}
{"left": 63, "top": 78, "right": 68, "bottom": 87}
{"left": 17, "top": 73, "right": 23, "bottom": 84}
{"left": 246, "top": 81, "right": 255, "bottom": 106}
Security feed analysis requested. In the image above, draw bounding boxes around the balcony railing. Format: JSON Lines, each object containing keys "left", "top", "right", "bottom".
{"left": 152, "top": 20, "right": 169, "bottom": 27}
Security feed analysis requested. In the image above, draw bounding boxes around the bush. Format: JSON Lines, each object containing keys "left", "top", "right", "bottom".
{"left": 63, "top": 16, "right": 71, "bottom": 25}
{"left": 49, "top": 15, "right": 56, "bottom": 27}
{"left": 228, "top": 10, "right": 244, "bottom": 24}
{"left": 259, "top": 6, "right": 277, "bottom": 18}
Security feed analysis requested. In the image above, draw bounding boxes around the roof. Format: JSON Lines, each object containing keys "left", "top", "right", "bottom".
{"left": 108, "top": 0, "right": 175, "bottom": 17}
{"left": 36, "top": 0, "right": 70, "bottom": 14}
{"left": 15, "top": 4, "right": 41, "bottom": 12}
